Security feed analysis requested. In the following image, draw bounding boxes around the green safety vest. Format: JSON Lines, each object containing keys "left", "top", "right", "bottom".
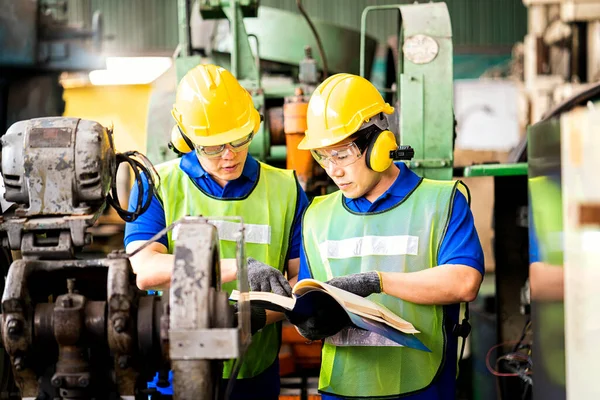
{"left": 529, "top": 175, "right": 565, "bottom": 386}
{"left": 155, "top": 158, "right": 299, "bottom": 379}
{"left": 302, "top": 177, "right": 461, "bottom": 398}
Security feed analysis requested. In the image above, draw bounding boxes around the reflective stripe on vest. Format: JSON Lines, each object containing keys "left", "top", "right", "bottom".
{"left": 156, "top": 158, "right": 298, "bottom": 379}
{"left": 302, "top": 178, "right": 457, "bottom": 398}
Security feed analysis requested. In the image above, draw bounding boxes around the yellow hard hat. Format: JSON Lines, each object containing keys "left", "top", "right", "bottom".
{"left": 171, "top": 64, "right": 261, "bottom": 147}
{"left": 298, "top": 73, "right": 394, "bottom": 150}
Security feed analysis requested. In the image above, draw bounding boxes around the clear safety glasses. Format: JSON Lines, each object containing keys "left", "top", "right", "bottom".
{"left": 310, "top": 141, "right": 364, "bottom": 169}
{"left": 196, "top": 132, "right": 254, "bottom": 158}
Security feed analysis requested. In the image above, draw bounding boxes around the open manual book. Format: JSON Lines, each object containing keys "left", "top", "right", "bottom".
{"left": 230, "top": 279, "right": 430, "bottom": 352}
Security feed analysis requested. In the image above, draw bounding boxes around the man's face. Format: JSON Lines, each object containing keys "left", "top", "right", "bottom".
{"left": 197, "top": 146, "right": 249, "bottom": 187}
{"left": 314, "top": 138, "right": 381, "bottom": 199}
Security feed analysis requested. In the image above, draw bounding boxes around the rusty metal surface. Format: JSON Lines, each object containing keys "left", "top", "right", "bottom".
{"left": 1, "top": 257, "right": 134, "bottom": 398}
{"left": 172, "top": 361, "right": 214, "bottom": 400}
{"left": 84, "top": 301, "right": 106, "bottom": 341}
{"left": 52, "top": 292, "right": 91, "bottom": 397}
{"left": 33, "top": 303, "right": 54, "bottom": 343}
{"left": 267, "top": 106, "right": 285, "bottom": 146}
{"left": 0, "top": 116, "right": 114, "bottom": 216}
{"left": 170, "top": 329, "right": 240, "bottom": 360}
{"left": 137, "top": 295, "right": 162, "bottom": 368}
{"left": 169, "top": 220, "right": 216, "bottom": 331}
{"left": 169, "top": 218, "right": 220, "bottom": 399}
{"left": 0, "top": 117, "right": 115, "bottom": 255}
{"left": 106, "top": 258, "right": 134, "bottom": 355}
{"left": 0, "top": 213, "right": 99, "bottom": 251}
{"left": 106, "top": 257, "right": 138, "bottom": 396}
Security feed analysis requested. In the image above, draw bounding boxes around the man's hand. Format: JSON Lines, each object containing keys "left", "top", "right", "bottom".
{"left": 285, "top": 292, "right": 350, "bottom": 340}
{"left": 233, "top": 303, "right": 267, "bottom": 335}
{"left": 247, "top": 258, "right": 292, "bottom": 297}
{"left": 325, "top": 272, "right": 382, "bottom": 298}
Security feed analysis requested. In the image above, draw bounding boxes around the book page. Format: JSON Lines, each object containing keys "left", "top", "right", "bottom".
{"left": 293, "top": 279, "right": 418, "bottom": 333}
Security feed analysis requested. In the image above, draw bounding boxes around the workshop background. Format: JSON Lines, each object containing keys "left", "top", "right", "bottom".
{"left": 2, "top": 0, "right": 600, "bottom": 399}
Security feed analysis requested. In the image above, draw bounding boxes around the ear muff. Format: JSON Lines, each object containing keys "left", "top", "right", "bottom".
{"left": 168, "top": 125, "right": 194, "bottom": 155}
{"left": 365, "top": 130, "right": 398, "bottom": 172}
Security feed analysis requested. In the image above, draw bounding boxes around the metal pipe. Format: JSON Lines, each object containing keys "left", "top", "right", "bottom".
{"left": 296, "top": 0, "right": 328, "bottom": 78}
{"left": 177, "top": 0, "right": 192, "bottom": 57}
{"left": 231, "top": 0, "right": 239, "bottom": 78}
{"left": 360, "top": 5, "right": 402, "bottom": 78}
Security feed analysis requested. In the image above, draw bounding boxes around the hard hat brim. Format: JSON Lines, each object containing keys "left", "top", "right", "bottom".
{"left": 185, "top": 119, "right": 256, "bottom": 147}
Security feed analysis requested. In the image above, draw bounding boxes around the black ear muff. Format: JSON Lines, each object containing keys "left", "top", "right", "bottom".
{"left": 169, "top": 125, "right": 194, "bottom": 155}
{"left": 365, "top": 130, "right": 398, "bottom": 172}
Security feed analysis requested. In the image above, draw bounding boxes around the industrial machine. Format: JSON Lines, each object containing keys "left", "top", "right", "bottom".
{"left": 147, "top": 0, "right": 455, "bottom": 194}
{"left": 521, "top": 0, "right": 600, "bottom": 124}
{"left": 0, "top": 0, "right": 105, "bottom": 133}
{"left": 0, "top": 117, "right": 251, "bottom": 399}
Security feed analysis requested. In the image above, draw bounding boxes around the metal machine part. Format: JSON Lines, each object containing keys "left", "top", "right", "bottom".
{"left": 0, "top": 0, "right": 104, "bottom": 70}
{"left": 0, "top": 117, "right": 115, "bottom": 258}
{"left": 169, "top": 218, "right": 249, "bottom": 400}
{"left": 360, "top": 2, "right": 455, "bottom": 180}
{"left": 521, "top": 0, "right": 600, "bottom": 125}
{"left": 0, "top": 0, "right": 106, "bottom": 134}
{"left": 0, "top": 117, "right": 250, "bottom": 399}
{"left": 1, "top": 117, "right": 114, "bottom": 217}
{"left": 0, "top": 224, "right": 246, "bottom": 400}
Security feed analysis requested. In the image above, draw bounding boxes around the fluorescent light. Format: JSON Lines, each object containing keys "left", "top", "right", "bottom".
{"left": 89, "top": 57, "right": 172, "bottom": 86}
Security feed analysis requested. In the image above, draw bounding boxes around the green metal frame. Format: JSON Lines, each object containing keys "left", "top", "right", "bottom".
{"left": 463, "top": 162, "right": 528, "bottom": 177}
{"left": 360, "top": 3, "right": 454, "bottom": 180}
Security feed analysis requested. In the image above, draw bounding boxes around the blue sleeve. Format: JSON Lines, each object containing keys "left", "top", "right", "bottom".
{"left": 298, "top": 245, "right": 312, "bottom": 281}
{"left": 528, "top": 208, "right": 540, "bottom": 263}
{"left": 123, "top": 173, "right": 168, "bottom": 248}
{"left": 288, "top": 181, "right": 309, "bottom": 260}
{"left": 437, "top": 190, "right": 485, "bottom": 275}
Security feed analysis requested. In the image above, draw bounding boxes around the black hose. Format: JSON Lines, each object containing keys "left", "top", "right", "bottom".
{"left": 540, "top": 81, "right": 600, "bottom": 122}
{"left": 296, "top": 0, "right": 329, "bottom": 78}
{"left": 106, "top": 151, "right": 160, "bottom": 223}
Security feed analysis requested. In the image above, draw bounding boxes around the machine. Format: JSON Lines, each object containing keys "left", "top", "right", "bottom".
{"left": 147, "top": 0, "right": 456, "bottom": 194}
{"left": 521, "top": 0, "right": 600, "bottom": 124}
{"left": 0, "top": 117, "right": 252, "bottom": 399}
{"left": 0, "top": 0, "right": 106, "bottom": 133}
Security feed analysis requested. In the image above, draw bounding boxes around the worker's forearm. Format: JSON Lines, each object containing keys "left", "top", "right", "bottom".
{"left": 380, "top": 264, "right": 482, "bottom": 305}
{"left": 529, "top": 261, "right": 564, "bottom": 301}
{"left": 133, "top": 252, "right": 174, "bottom": 291}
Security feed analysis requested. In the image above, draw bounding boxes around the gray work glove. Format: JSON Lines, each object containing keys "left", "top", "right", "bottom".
{"left": 246, "top": 257, "right": 292, "bottom": 297}
{"left": 233, "top": 303, "right": 267, "bottom": 335}
{"left": 325, "top": 271, "right": 382, "bottom": 298}
{"left": 285, "top": 291, "right": 350, "bottom": 341}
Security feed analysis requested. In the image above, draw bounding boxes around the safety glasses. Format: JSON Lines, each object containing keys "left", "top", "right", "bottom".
{"left": 310, "top": 141, "right": 364, "bottom": 168}
{"left": 196, "top": 132, "right": 254, "bottom": 158}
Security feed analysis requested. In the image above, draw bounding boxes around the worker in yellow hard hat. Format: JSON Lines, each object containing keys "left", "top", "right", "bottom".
{"left": 286, "top": 73, "right": 484, "bottom": 400}
{"left": 124, "top": 64, "right": 308, "bottom": 399}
